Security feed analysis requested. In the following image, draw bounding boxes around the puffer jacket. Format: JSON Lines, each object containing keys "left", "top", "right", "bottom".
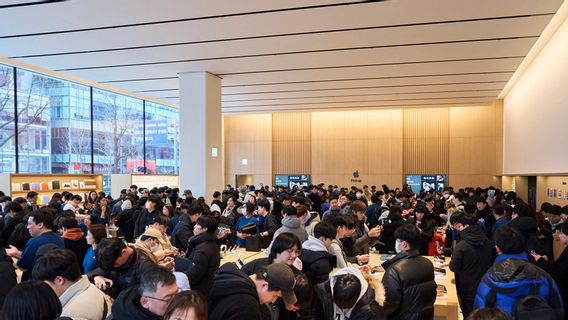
{"left": 300, "top": 236, "right": 337, "bottom": 285}
{"left": 381, "top": 249, "right": 437, "bottom": 320}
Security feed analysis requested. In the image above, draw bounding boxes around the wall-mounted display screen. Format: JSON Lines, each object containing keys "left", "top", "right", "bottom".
{"left": 406, "top": 175, "right": 446, "bottom": 193}
{"left": 274, "top": 174, "right": 310, "bottom": 189}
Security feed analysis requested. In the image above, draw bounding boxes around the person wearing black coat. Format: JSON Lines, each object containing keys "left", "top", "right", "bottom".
{"left": 87, "top": 238, "right": 156, "bottom": 299}
{"left": 533, "top": 222, "right": 568, "bottom": 320}
{"left": 299, "top": 225, "right": 337, "bottom": 286}
{"left": 381, "top": 224, "right": 437, "bottom": 320}
{"left": 412, "top": 205, "right": 435, "bottom": 256}
{"left": 171, "top": 206, "right": 204, "bottom": 252}
{"left": 449, "top": 214, "right": 496, "bottom": 318}
{"left": 179, "top": 216, "right": 220, "bottom": 299}
{"left": 133, "top": 197, "right": 161, "bottom": 238}
{"left": 0, "top": 248, "right": 17, "bottom": 307}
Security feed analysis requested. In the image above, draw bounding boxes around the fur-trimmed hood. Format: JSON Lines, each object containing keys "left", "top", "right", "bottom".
{"left": 329, "top": 267, "right": 386, "bottom": 307}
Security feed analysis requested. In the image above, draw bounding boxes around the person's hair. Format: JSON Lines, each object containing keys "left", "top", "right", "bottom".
{"left": 88, "top": 224, "right": 107, "bottom": 244}
{"left": 540, "top": 202, "right": 552, "bottom": 213}
{"left": 476, "top": 196, "right": 487, "bottom": 204}
{"left": 458, "top": 214, "right": 475, "bottom": 227}
{"left": 163, "top": 290, "right": 208, "bottom": 320}
{"left": 245, "top": 202, "right": 256, "bottom": 215}
{"left": 331, "top": 215, "right": 355, "bottom": 229}
{"left": 560, "top": 223, "right": 568, "bottom": 236}
{"left": 313, "top": 222, "right": 337, "bottom": 240}
{"left": 146, "top": 195, "right": 159, "bottom": 204}
{"left": 5, "top": 201, "right": 23, "bottom": 213}
{"left": 350, "top": 200, "right": 366, "bottom": 213}
{"left": 138, "top": 266, "right": 177, "bottom": 296}
{"left": 493, "top": 204, "right": 505, "bottom": 217}
{"left": 394, "top": 224, "right": 421, "bottom": 249}
{"left": 512, "top": 202, "right": 533, "bottom": 218}
{"left": 163, "top": 204, "right": 175, "bottom": 218}
{"left": 70, "top": 194, "right": 82, "bottom": 202}
{"left": 333, "top": 273, "right": 361, "bottom": 309}
{"left": 29, "top": 210, "right": 55, "bottom": 230}
{"left": 26, "top": 191, "right": 38, "bottom": 199}
{"left": 151, "top": 215, "right": 171, "bottom": 228}
{"left": 213, "top": 191, "right": 221, "bottom": 198}
{"left": 295, "top": 205, "right": 308, "bottom": 217}
{"left": 493, "top": 226, "right": 526, "bottom": 254}
{"left": 258, "top": 199, "right": 271, "bottom": 212}
{"left": 63, "top": 193, "right": 73, "bottom": 201}
{"left": 58, "top": 216, "right": 79, "bottom": 230}
{"left": 268, "top": 233, "right": 301, "bottom": 263}
{"left": 32, "top": 248, "right": 81, "bottom": 282}
{"left": 188, "top": 205, "right": 205, "bottom": 216}
{"left": 370, "top": 193, "right": 381, "bottom": 205}
{"left": 179, "top": 203, "right": 190, "bottom": 211}
{"left": 282, "top": 205, "right": 298, "bottom": 217}
{"left": 466, "top": 307, "right": 511, "bottom": 320}
{"left": 294, "top": 273, "right": 314, "bottom": 310}
{"left": 449, "top": 211, "right": 463, "bottom": 225}
{"left": 96, "top": 238, "right": 127, "bottom": 271}
{"left": 1, "top": 280, "right": 62, "bottom": 320}
{"left": 196, "top": 216, "right": 218, "bottom": 234}
{"left": 86, "top": 213, "right": 99, "bottom": 225}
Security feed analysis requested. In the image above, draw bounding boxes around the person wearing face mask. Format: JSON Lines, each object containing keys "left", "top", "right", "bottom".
{"left": 134, "top": 196, "right": 161, "bottom": 238}
{"left": 381, "top": 224, "right": 437, "bottom": 320}
{"left": 135, "top": 228, "right": 174, "bottom": 270}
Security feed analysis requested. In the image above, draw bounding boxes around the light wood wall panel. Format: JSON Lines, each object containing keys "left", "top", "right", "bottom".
{"left": 403, "top": 108, "right": 450, "bottom": 177}
{"left": 272, "top": 112, "right": 311, "bottom": 175}
{"left": 449, "top": 101, "right": 503, "bottom": 188}
{"left": 311, "top": 109, "right": 403, "bottom": 188}
{"left": 223, "top": 114, "right": 272, "bottom": 186}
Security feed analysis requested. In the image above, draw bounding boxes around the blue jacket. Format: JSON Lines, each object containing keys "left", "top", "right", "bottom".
{"left": 474, "top": 252, "right": 564, "bottom": 317}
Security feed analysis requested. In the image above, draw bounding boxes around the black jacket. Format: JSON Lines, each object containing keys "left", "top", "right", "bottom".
{"left": 508, "top": 216, "right": 551, "bottom": 261}
{"left": 115, "top": 208, "right": 136, "bottom": 243}
{"left": 313, "top": 278, "right": 385, "bottom": 320}
{"left": 171, "top": 215, "right": 194, "bottom": 252}
{"left": 378, "top": 217, "right": 406, "bottom": 254}
{"left": 536, "top": 245, "right": 568, "bottom": 318}
{"left": 111, "top": 285, "right": 161, "bottom": 320}
{"left": 381, "top": 250, "right": 437, "bottom": 320}
{"left": 414, "top": 218, "right": 434, "bottom": 256}
{"left": 183, "top": 232, "right": 220, "bottom": 298}
{"left": 299, "top": 249, "right": 336, "bottom": 286}
{"left": 0, "top": 248, "right": 17, "bottom": 307}
{"left": 209, "top": 263, "right": 264, "bottom": 320}
{"left": 261, "top": 213, "right": 280, "bottom": 248}
{"left": 87, "top": 248, "right": 156, "bottom": 298}
{"left": 133, "top": 209, "right": 160, "bottom": 239}
{"left": 449, "top": 225, "right": 495, "bottom": 316}
{"left": 241, "top": 257, "right": 270, "bottom": 275}
{"left": 2, "top": 212, "right": 26, "bottom": 249}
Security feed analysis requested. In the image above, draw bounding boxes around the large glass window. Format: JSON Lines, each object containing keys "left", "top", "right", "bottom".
{"left": 16, "top": 69, "right": 92, "bottom": 174}
{"left": 145, "top": 101, "right": 179, "bottom": 174}
{"left": 92, "top": 89, "right": 144, "bottom": 174}
{"left": 0, "top": 64, "right": 16, "bottom": 173}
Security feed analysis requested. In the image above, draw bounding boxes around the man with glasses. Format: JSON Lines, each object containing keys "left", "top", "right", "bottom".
{"left": 112, "top": 266, "right": 179, "bottom": 320}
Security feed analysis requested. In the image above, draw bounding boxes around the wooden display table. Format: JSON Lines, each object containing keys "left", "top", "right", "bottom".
{"left": 220, "top": 248, "right": 265, "bottom": 266}
{"left": 369, "top": 254, "right": 460, "bottom": 320}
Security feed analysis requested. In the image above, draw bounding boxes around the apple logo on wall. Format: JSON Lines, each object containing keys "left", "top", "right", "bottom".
{"left": 351, "top": 170, "right": 362, "bottom": 182}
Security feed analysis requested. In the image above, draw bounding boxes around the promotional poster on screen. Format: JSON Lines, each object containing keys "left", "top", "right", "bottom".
{"left": 406, "top": 175, "right": 446, "bottom": 193}
{"left": 274, "top": 174, "right": 310, "bottom": 189}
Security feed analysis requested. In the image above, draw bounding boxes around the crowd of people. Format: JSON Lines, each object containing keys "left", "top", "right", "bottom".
{"left": 0, "top": 183, "right": 567, "bottom": 320}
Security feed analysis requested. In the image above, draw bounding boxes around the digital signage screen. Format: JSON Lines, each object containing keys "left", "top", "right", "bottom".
{"left": 406, "top": 175, "right": 446, "bottom": 194}
{"left": 274, "top": 174, "right": 310, "bottom": 189}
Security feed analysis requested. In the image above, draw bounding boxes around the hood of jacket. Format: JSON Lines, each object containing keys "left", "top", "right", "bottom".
{"left": 282, "top": 215, "right": 302, "bottom": 229}
{"left": 488, "top": 257, "right": 541, "bottom": 284}
{"left": 507, "top": 216, "right": 537, "bottom": 236}
{"left": 460, "top": 225, "right": 489, "bottom": 247}
{"left": 209, "top": 263, "right": 258, "bottom": 303}
{"left": 302, "top": 235, "right": 328, "bottom": 252}
{"left": 112, "top": 285, "right": 161, "bottom": 320}
{"left": 62, "top": 228, "right": 85, "bottom": 241}
{"left": 330, "top": 267, "right": 369, "bottom": 308}
{"left": 305, "top": 211, "right": 321, "bottom": 225}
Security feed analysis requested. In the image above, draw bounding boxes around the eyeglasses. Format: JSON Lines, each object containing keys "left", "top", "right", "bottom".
{"left": 143, "top": 288, "right": 181, "bottom": 303}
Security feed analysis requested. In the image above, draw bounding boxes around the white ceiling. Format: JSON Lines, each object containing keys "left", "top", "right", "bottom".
{"left": 0, "top": 0, "right": 563, "bottom": 113}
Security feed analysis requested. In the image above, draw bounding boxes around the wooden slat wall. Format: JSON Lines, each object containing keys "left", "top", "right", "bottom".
{"left": 449, "top": 102, "right": 503, "bottom": 188}
{"left": 272, "top": 112, "right": 311, "bottom": 175}
{"left": 403, "top": 107, "right": 450, "bottom": 178}
{"left": 223, "top": 114, "right": 273, "bottom": 186}
{"left": 311, "top": 109, "right": 403, "bottom": 188}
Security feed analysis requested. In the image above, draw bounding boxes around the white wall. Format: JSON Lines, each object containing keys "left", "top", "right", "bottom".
{"left": 504, "top": 9, "right": 568, "bottom": 175}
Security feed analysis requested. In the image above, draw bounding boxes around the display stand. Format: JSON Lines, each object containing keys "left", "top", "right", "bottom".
{"left": 110, "top": 174, "right": 179, "bottom": 198}
{"left": 0, "top": 173, "right": 103, "bottom": 205}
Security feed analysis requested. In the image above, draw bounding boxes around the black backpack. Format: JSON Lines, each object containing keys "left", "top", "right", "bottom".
{"left": 513, "top": 295, "right": 557, "bottom": 320}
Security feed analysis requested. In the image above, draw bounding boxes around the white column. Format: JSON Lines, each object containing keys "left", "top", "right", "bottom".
{"left": 178, "top": 72, "right": 223, "bottom": 201}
